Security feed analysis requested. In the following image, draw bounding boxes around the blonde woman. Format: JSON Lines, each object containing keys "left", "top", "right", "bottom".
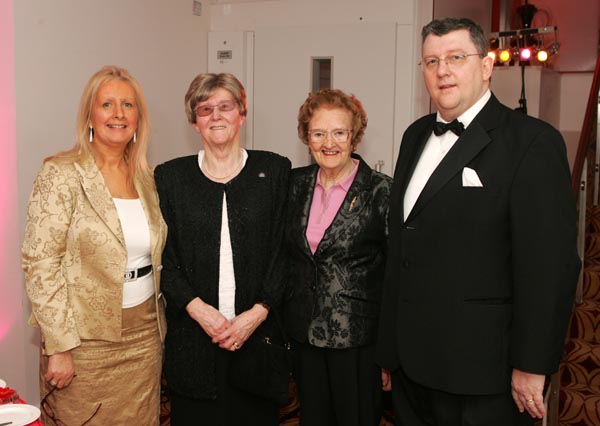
{"left": 22, "top": 65, "right": 167, "bottom": 425}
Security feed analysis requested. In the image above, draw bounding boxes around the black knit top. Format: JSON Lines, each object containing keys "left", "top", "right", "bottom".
{"left": 154, "top": 150, "right": 290, "bottom": 399}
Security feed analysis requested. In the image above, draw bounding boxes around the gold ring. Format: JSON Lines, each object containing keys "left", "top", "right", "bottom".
{"left": 50, "top": 380, "right": 57, "bottom": 387}
{"left": 526, "top": 399, "right": 534, "bottom": 404}
{"left": 233, "top": 342, "right": 240, "bottom": 350}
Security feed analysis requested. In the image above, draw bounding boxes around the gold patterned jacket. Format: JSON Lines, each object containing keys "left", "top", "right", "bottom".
{"left": 22, "top": 154, "right": 167, "bottom": 355}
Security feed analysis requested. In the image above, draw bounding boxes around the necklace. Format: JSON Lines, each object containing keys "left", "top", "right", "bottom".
{"left": 202, "top": 151, "right": 244, "bottom": 181}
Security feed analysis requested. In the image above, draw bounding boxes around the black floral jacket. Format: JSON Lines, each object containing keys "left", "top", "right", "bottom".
{"left": 284, "top": 154, "right": 392, "bottom": 348}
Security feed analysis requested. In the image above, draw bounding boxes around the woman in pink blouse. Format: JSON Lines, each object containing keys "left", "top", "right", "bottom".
{"left": 284, "top": 89, "right": 392, "bottom": 426}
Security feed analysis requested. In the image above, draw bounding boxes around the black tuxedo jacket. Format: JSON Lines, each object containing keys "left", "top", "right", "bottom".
{"left": 376, "top": 94, "right": 580, "bottom": 395}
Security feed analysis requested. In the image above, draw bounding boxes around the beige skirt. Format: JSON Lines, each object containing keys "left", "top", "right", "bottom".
{"left": 39, "top": 297, "right": 162, "bottom": 426}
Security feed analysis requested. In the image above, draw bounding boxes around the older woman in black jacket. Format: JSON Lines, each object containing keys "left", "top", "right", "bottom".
{"left": 155, "top": 73, "right": 290, "bottom": 426}
{"left": 284, "top": 89, "right": 392, "bottom": 426}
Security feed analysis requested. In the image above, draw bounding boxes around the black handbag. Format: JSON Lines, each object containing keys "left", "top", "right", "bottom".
{"left": 228, "top": 310, "right": 293, "bottom": 405}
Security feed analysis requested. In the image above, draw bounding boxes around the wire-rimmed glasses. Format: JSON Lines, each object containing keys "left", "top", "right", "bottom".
{"left": 308, "top": 129, "right": 352, "bottom": 144}
{"left": 418, "top": 53, "right": 484, "bottom": 71}
{"left": 195, "top": 100, "right": 237, "bottom": 117}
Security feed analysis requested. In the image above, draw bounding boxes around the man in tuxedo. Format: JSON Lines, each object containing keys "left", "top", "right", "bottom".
{"left": 376, "top": 17, "right": 580, "bottom": 425}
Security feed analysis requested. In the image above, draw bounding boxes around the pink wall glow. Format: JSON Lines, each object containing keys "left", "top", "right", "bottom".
{"left": 0, "top": 0, "right": 18, "bottom": 319}
{"left": 0, "top": 0, "right": 29, "bottom": 397}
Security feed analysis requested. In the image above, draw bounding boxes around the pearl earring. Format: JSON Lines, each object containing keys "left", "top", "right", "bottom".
{"left": 133, "top": 132, "right": 137, "bottom": 144}
{"left": 89, "top": 127, "right": 93, "bottom": 143}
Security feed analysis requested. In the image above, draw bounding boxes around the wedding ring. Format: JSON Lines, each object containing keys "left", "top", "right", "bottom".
{"left": 50, "top": 380, "right": 57, "bottom": 387}
{"left": 233, "top": 342, "right": 240, "bottom": 350}
{"left": 526, "top": 399, "right": 534, "bottom": 404}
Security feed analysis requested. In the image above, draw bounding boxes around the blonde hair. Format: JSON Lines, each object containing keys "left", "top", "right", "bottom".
{"left": 48, "top": 65, "right": 152, "bottom": 185}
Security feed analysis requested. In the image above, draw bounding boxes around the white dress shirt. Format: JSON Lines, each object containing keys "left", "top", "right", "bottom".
{"left": 403, "top": 90, "right": 491, "bottom": 221}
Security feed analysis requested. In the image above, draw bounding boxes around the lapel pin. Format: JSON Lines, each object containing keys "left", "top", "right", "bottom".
{"left": 349, "top": 196, "right": 357, "bottom": 212}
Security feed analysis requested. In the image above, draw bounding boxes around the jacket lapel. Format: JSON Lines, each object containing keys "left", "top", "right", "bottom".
{"left": 294, "top": 168, "right": 317, "bottom": 256}
{"left": 406, "top": 96, "right": 500, "bottom": 222}
{"left": 316, "top": 156, "right": 370, "bottom": 256}
{"left": 394, "top": 118, "right": 436, "bottom": 224}
{"left": 74, "top": 155, "right": 126, "bottom": 247}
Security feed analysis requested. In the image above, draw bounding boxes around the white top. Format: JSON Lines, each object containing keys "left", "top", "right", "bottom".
{"left": 197, "top": 149, "right": 249, "bottom": 321}
{"left": 403, "top": 90, "right": 491, "bottom": 220}
{"left": 113, "top": 198, "right": 154, "bottom": 308}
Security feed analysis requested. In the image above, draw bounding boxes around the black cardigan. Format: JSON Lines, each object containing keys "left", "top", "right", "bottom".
{"left": 155, "top": 150, "right": 290, "bottom": 399}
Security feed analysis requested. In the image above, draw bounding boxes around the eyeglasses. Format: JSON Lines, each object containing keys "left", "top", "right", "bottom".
{"left": 308, "top": 129, "right": 352, "bottom": 144}
{"left": 195, "top": 100, "right": 237, "bottom": 117}
{"left": 41, "top": 380, "right": 102, "bottom": 426}
{"left": 418, "top": 53, "right": 484, "bottom": 70}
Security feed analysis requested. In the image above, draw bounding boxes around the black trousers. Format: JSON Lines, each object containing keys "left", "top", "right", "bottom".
{"left": 169, "top": 349, "right": 279, "bottom": 426}
{"left": 293, "top": 341, "right": 383, "bottom": 426}
{"left": 391, "top": 367, "right": 535, "bottom": 426}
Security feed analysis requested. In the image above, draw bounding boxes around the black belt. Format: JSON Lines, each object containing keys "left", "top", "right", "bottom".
{"left": 124, "top": 265, "right": 152, "bottom": 282}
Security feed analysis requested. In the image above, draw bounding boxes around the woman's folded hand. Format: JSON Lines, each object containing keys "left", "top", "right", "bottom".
{"left": 213, "top": 303, "right": 268, "bottom": 351}
{"left": 186, "top": 297, "right": 231, "bottom": 338}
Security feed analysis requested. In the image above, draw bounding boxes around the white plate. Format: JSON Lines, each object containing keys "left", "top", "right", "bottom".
{"left": 0, "top": 379, "right": 6, "bottom": 388}
{"left": 0, "top": 404, "right": 41, "bottom": 426}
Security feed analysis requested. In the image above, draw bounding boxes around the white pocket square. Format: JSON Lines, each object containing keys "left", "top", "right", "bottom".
{"left": 462, "top": 167, "right": 483, "bottom": 187}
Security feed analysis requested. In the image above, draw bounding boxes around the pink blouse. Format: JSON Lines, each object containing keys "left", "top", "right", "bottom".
{"left": 306, "top": 159, "right": 359, "bottom": 254}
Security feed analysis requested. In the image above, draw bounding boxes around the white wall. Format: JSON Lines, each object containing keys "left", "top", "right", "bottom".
{"left": 433, "top": 0, "right": 492, "bottom": 31}
{"left": 560, "top": 73, "right": 594, "bottom": 168}
{"left": 13, "top": 0, "right": 211, "bottom": 402}
{"left": 560, "top": 74, "right": 594, "bottom": 132}
{"left": 210, "top": 0, "right": 418, "bottom": 30}
{"left": 208, "top": 0, "right": 432, "bottom": 171}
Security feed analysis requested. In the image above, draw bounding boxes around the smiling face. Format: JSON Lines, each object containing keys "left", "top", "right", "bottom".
{"left": 422, "top": 29, "right": 493, "bottom": 121}
{"left": 191, "top": 87, "right": 245, "bottom": 148}
{"left": 308, "top": 107, "right": 354, "bottom": 176}
{"left": 89, "top": 80, "right": 138, "bottom": 149}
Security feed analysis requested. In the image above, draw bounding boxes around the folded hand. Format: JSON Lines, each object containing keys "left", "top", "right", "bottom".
{"left": 186, "top": 297, "right": 230, "bottom": 338}
{"left": 213, "top": 303, "right": 269, "bottom": 351}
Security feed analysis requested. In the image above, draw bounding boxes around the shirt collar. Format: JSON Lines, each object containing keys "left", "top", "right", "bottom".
{"left": 316, "top": 158, "right": 359, "bottom": 192}
{"left": 436, "top": 89, "right": 491, "bottom": 129}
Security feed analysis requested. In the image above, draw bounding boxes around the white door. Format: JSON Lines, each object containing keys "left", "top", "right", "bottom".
{"left": 252, "top": 22, "right": 412, "bottom": 176}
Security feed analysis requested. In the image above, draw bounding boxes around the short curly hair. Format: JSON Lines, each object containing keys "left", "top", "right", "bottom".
{"left": 297, "top": 89, "right": 367, "bottom": 151}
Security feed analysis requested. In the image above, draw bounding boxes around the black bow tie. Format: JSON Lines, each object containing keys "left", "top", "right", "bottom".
{"left": 433, "top": 119, "right": 464, "bottom": 136}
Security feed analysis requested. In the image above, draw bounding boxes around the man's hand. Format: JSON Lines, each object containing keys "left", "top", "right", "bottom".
{"left": 511, "top": 368, "right": 546, "bottom": 419}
